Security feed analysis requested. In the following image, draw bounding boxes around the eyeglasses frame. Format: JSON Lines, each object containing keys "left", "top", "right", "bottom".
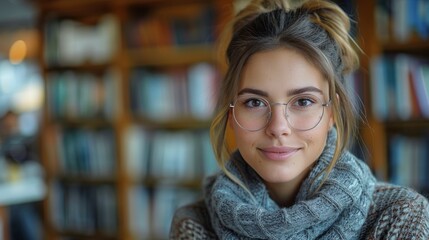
{"left": 229, "top": 96, "right": 331, "bottom": 132}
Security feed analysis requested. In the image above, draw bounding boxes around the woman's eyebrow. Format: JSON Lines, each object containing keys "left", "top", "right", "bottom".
{"left": 287, "top": 86, "right": 324, "bottom": 96}
{"left": 238, "top": 86, "right": 324, "bottom": 97}
{"left": 237, "top": 88, "right": 269, "bottom": 97}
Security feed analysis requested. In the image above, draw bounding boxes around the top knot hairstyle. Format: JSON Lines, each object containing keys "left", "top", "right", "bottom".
{"left": 211, "top": 0, "right": 361, "bottom": 188}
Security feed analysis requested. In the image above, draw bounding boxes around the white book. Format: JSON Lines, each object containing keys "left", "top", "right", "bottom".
{"left": 125, "top": 125, "right": 149, "bottom": 178}
{"left": 188, "top": 63, "right": 218, "bottom": 119}
{"left": 59, "top": 20, "right": 87, "bottom": 65}
{"left": 91, "top": 14, "right": 119, "bottom": 64}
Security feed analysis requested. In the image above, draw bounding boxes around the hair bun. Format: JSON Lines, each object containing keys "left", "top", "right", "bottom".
{"left": 303, "top": 0, "right": 359, "bottom": 74}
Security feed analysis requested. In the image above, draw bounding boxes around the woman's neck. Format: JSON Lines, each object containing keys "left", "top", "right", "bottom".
{"left": 264, "top": 167, "right": 311, "bottom": 207}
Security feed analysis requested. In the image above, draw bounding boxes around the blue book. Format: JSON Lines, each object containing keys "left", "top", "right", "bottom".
{"left": 413, "top": 0, "right": 429, "bottom": 39}
{"left": 388, "top": 135, "right": 402, "bottom": 185}
{"left": 370, "top": 56, "right": 388, "bottom": 120}
{"left": 394, "top": 55, "right": 412, "bottom": 120}
{"left": 385, "top": 56, "right": 398, "bottom": 119}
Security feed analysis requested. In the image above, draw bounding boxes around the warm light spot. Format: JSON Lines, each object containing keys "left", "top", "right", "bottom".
{"left": 9, "top": 40, "right": 27, "bottom": 64}
{"left": 13, "top": 82, "right": 44, "bottom": 112}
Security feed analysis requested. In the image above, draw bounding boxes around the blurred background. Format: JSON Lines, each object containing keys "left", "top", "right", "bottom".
{"left": 0, "top": 0, "right": 44, "bottom": 240}
{"left": 0, "top": 0, "right": 428, "bottom": 239}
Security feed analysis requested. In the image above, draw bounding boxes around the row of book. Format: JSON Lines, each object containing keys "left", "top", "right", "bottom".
{"left": 370, "top": 54, "right": 429, "bottom": 120}
{"left": 126, "top": 4, "right": 216, "bottom": 48}
{"left": 125, "top": 126, "right": 219, "bottom": 180}
{"left": 46, "top": 69, "right": 119, "bottom": 120}
{"left": 388, "top": 134, "right": 429, "bottom": 192}
{"left": 128, "top": 185, "right": 199, "bottom": 239}
{"left": 44, "top": 14, "right": 119, "bottom": 66}
{"left": 130, "top": 63, "right": 219, "bottom": 121}
{"left": 46, "top": 124, "right": 219, "bottom": 180}
{"left": 50, "top": 182, "right": 118, "bottom": 235}
{"left": 47, "top": 127, "right": 117, "bottom": 177}
{"left": 375, "top": 0, "right": 429, "bottom": 42}
{"left": 50, "top": 182, "right": 200, "bottom": 239}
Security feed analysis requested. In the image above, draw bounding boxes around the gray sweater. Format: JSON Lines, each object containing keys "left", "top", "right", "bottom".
{"left": 171, "top": 128, "right": 429, "bottom": 239}
{"left": 170, "top": 182, "right": 429, "bottom": 239}
{"left": 203, "top": 128, "right": 376, "bottom": 239}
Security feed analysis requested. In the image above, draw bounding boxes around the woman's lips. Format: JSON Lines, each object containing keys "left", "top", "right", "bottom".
{"left": 259, "top": 146, "right": 300, "bottom": 161}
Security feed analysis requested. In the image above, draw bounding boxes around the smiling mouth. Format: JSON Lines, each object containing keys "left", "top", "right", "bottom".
{"left": 259, "top": 147, "right": 300, "bottom": 161}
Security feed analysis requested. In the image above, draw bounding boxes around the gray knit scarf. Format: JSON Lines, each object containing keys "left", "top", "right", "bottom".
{"left": 204, "top": 129, "right": 376, "bottom": 239}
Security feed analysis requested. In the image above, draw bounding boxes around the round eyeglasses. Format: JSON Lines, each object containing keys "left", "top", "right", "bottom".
{"left": 229, "top": 94, "right": 331, "bottom": 132}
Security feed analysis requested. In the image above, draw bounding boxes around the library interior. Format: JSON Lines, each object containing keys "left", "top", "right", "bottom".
{"left": 0, "top": 0, "right": 428, "bottom": 239}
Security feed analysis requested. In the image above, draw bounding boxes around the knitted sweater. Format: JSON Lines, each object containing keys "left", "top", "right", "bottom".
{"left": 203, "top": 128, "right": 376, "bottom": 239}
{"left": 170, "top": 128, "right": 429, "bottom": 238}
{"left": 170, "top": 127, "right": 429, "bottom": 239}
{"left": 170, "top": 182, "right": 429, "bottom": 239}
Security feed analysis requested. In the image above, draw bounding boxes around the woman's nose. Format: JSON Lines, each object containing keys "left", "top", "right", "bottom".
{"left": 265, "top": 104, "right": 292, "bottom": 137}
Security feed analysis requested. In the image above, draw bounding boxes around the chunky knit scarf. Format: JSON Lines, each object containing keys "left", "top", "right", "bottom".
{"left": 204, "top": 129, "right": 376, "bottom": 239}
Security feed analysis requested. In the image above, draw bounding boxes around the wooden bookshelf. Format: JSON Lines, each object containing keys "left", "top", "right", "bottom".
{"left": 127, "top": 45, "right": 217, "bottom": 67}
{"left": 36, "top": 0, "right": 232, "bottom": 239}
{"left": 356, "top": 0, "right": 429, "bottom": 192}
{"left": 37, "top": 0, "right": 429, "bottom": 238}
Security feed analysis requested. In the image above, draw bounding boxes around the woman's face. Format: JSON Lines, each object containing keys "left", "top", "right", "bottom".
{"left": 231, "top": 48, "right": 334, "bottom": 193}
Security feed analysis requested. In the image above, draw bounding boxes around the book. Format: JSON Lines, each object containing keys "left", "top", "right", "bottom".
{"left": 125, "top": 125, "right": 149, "bottom": 179}
{"left": 370, "top": 54, "right": 429, "bottom": 120}
{"left": 49, "top": 182, "right": 118, "bottom": 235}
{"left": 370, "top": 56, "right": 388, "bottom": 120}
{"left": 128, "top": 186, "right": 151, "bottom": 239}
{"left": 126, "top": 4, "right": 216, "bottom": 48}
{"left": 188, "top": 63, "right": 219, "bottom": 119}
{"left": 131, "top": 63, "right": 219, "bottom": 121}
{"left": 409, "top": 61, "right": 429, "bottom": 118}
{"left": 200, "top": 130, "right": 219, "bottom": 176}
{"left": 152, "top": 186, "right": 199, "bottom": 239}
{"left": 47, "top": 70, "right": 118, "bottom": 120}
{"left": 150, "top": 130, "right": 198, "bottom": 180}
{"left": 376, "top": 0, "right": 429, "bottom": 42}
{"left": 45, "top": 14, "right": 119, "bottom": 66}
{"left": 394, "top": 55, "right": 412, "bottom": 120}
{"left": 392, "top": 0, "right": 410, "bottom": 42}
{"left": 52, "top": 127, "right": 116, "bottom": 177}
{"left": 388, "top": 134, "right": 429, "bottom": 191}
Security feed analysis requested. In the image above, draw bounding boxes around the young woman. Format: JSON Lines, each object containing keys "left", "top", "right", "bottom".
{"left": 171, "top": 0, "right": 429, "bottom": 238}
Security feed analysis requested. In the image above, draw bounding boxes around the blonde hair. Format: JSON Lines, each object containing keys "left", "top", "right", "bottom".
{"left": 211, "top": 0, "right": 360, "bottom": 191}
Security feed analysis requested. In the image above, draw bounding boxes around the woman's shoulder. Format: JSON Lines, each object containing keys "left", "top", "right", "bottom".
{"left": 169, "top": 199, "right": 216, "bottom": 239}
{"left": 361, "top": 182, "right": 429, "bottom": 239}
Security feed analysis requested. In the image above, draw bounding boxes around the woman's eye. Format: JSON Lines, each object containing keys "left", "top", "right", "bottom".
{"left": 244, "top": 98, "right": 266, "bottom": 108}
{"left": 293, "top": 98, "right": 316, "bottom": 107}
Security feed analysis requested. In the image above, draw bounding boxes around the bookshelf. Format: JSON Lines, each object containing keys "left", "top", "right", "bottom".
{"left": 356, "top": 0, "right": 429, "bottom": 196}
{"left": 36, "top": 0, "right": 232, "bottom": 239}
